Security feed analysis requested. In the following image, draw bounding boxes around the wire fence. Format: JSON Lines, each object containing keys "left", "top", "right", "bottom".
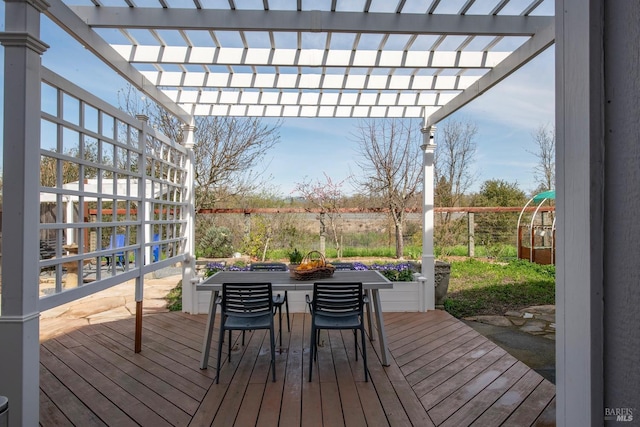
{"left": 196, "top": 208, "right": 555, "bottom": 260}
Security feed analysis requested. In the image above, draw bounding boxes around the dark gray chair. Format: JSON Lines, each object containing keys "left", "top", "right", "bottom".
{"left": 307, "top": 282, "right": 368, "bottom": 382}
{"left": 250, "top": 262, "right": 289, "bottom": 346}
{"left": 216, "top": 282, "right": 276, "bottom": 383}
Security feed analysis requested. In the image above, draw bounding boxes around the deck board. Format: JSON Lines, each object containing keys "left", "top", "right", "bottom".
{"left": 39, "top": 310, "right": 556, "bottom": 426}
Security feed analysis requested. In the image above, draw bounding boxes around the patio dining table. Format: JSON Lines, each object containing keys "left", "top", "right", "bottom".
{"left": 197, "top": 270, "right": 394, "bottom": 369}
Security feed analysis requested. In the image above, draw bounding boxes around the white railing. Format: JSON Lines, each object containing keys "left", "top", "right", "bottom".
{"left": 38, "top": 68, "right": 190, "bottom": 311}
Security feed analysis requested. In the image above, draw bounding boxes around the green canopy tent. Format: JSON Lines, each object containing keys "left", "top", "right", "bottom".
{"left": 532, "top": 189, "right": 556, "bottom": 203}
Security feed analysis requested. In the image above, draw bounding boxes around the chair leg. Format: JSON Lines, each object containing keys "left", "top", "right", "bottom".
{"left": 284, "top": 291, "right": 291, "bottom": 332}
{"left": 278, "top": 304, "right": 283, "bottom": 347}
{"left": 270, "top": 324, "right": 276, "bottom": 382}
{"left": 361, "top": 326, "right": 368, "bottom": 382}
{"left": 353, "top": 329, "right": 358, "bottom": 361}
{"left": 228, "top": 330, "right": 232, "bottom": 362}
{"left": 216, "top": 325, "right": 225, "bottom": 384}
{"left": 309, "top": 325, "right": 316, "bottom": 382}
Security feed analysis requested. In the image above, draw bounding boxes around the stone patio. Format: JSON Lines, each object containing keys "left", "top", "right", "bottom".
{"left": 464, "top": 305, "right": 556, "bottom": 341}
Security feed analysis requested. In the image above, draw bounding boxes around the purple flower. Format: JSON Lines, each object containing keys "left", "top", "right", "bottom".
{"left": 206, "top": 262, "right": 226, "bottom": 271}
{"left": 352, "top": 262, "right": 368, "bottom": 270}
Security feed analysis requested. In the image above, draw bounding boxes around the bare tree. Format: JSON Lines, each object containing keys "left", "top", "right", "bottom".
{"left": 293, "top": 173, "right": 349, "bottom": 257}
{"left": 192, "top": 117, "right": 281, "bottom": 209}
{"left": 40, "top": 142, "right": 102, "bottom": 187}
{"left": 118, "top": 85, "right": 281, "bottom": 209}
{"left": 434, "top": 118, "right": 478, "bottom": 209}
{"left": 528, "top": 124, "right": 555, "bottom": 191}
{"left": 352, "top": 119, "right": 422, "bottom": 259}
{"left": 433, "top": 118, "right": 478, "bottom": 251}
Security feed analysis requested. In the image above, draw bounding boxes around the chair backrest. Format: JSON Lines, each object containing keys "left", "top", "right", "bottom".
{"left": 249, "top": 262, "right": 287, "bottom": 271}
{"left": 221, "top": 282, "right": 273, "bottom": 317}
{"left": 312, "top": 282, "right": 363, "bottom": 318}
{"left": 108, "top": 234, "right": 126, "bottom": 250}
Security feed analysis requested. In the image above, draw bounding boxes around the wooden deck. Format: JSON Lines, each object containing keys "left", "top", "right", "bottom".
{"left": 39, "top": 310, "right": 556, "bottom": 426}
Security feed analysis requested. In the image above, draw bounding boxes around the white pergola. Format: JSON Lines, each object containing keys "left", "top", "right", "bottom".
{"left": 3, "top": 0, "right": 639, "bottom": 426}
{"left": 43, "top": 0, "right": 555, "bottom": 330}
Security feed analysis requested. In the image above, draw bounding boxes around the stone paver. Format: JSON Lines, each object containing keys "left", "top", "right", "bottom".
{"left": 464, "top": 305, "right": 556, "bottom": 340}
{"left": 40, "top": 275, "right": 181, "bottom": 341}
{"left": 466, "top": 315, "right": 514, "bottom": 327}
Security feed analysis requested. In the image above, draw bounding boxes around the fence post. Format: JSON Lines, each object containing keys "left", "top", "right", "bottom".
{"left": 244, "top": 212, "right": 251, "bottom": 242}
{"left": 468, "top": 212, "right": 475, "bottom": 257}
{"left": 319, "top": 212, "right": 326, "bottom": 256}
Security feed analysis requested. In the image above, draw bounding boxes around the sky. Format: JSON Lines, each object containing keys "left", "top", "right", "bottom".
{"left": 0, "top": 6, "right": 555, "bottom": 199}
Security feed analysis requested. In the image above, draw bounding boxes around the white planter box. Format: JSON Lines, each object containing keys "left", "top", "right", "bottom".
{"left": 191, "top": 279, "right": 434, "bottom": 314}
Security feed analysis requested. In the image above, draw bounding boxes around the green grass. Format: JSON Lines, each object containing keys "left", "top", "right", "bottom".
{"left": 436, "top": 244, "right": 518, "bottom": 258}
{"left": 443, "top": 258, "right": 555, "bottom": 318}
{"left": 267, "top": 245, "right": 423, "bottom": 261}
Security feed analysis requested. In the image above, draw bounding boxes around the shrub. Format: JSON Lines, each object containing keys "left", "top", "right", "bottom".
{"left": 352, "top": 261, "right": 416, "bottom": 281}
{"left": 197, "top": 225, "right": 234, "bottom": 258}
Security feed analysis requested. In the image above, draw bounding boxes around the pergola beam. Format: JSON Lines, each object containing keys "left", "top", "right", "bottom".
{"left": 70, "top": 7, "right": 553, "bottom": 36}
{"left": 425, "top": 22, "right": 554, "bottom": 126}
{"left": 45, "top": 0, "right": 193, "bottom": 125}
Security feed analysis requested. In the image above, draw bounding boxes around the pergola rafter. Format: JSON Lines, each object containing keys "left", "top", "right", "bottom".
{"left": 43, "top": 0, "right": 553, "bottom": 119}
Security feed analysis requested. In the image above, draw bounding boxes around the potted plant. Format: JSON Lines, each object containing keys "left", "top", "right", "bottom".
{"left": 287, "top": 248, "right": 304, "bottom": 269}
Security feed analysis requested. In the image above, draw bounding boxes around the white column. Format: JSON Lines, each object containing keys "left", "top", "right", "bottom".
{"left": 421, "top": 124, "right": 436, "bottom": 311}
{"left": 0, "top": 0, "right": 49, "bottom": 425}
{"left": 556, "top": 1, "right": 605, "bottom": 425}
{"left": 136, "top": 115, "right": 152, "bottom": 269}
{"left": 181, "top": 123, "right": 198, "bottom": 314}
{"left": 135, "top": 115, "right": 148, "bottom": 300}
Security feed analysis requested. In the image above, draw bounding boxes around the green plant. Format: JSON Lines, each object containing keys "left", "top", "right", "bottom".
{"left": 197, "top": 225, "right": 234, "bottom": 258}
{"left": 379, "top": 268, "right": 415, "bottom": 282}
{"left": 353, "top": 262, "right": 416, "bottom": 282}
{"left": 288, "top": 248, "right": 304, "bottom": 263}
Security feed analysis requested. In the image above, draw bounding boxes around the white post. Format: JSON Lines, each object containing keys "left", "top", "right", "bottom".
{"left": 181, "top": 123, "right": 198, "bottom": 314}
{"left": 421, "top": 124, "right": 436, "bottom": 311}
{"left": 136, "top": 115, "right": 153, "bottom": 268}
{"left": 135, "top": 115, "right": 149, "bottom": 297}
{"left": 134, "top": 115, "right": 149, "bottom": 353}
{"left": 0, "top": 0, "right": 49, "bottom": 424}
{"left": 65, "top": 198, "right": 74, "bottom": 244}
{"left": 556, "top": 0, "right": 604, "bottom": 426}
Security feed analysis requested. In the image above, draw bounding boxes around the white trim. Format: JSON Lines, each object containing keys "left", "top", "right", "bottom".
{"left": 71, "top": 8, "right": 553, "bottom": 36}
{"left": 0, "top": 312, "right": 41, "bottom": 323}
